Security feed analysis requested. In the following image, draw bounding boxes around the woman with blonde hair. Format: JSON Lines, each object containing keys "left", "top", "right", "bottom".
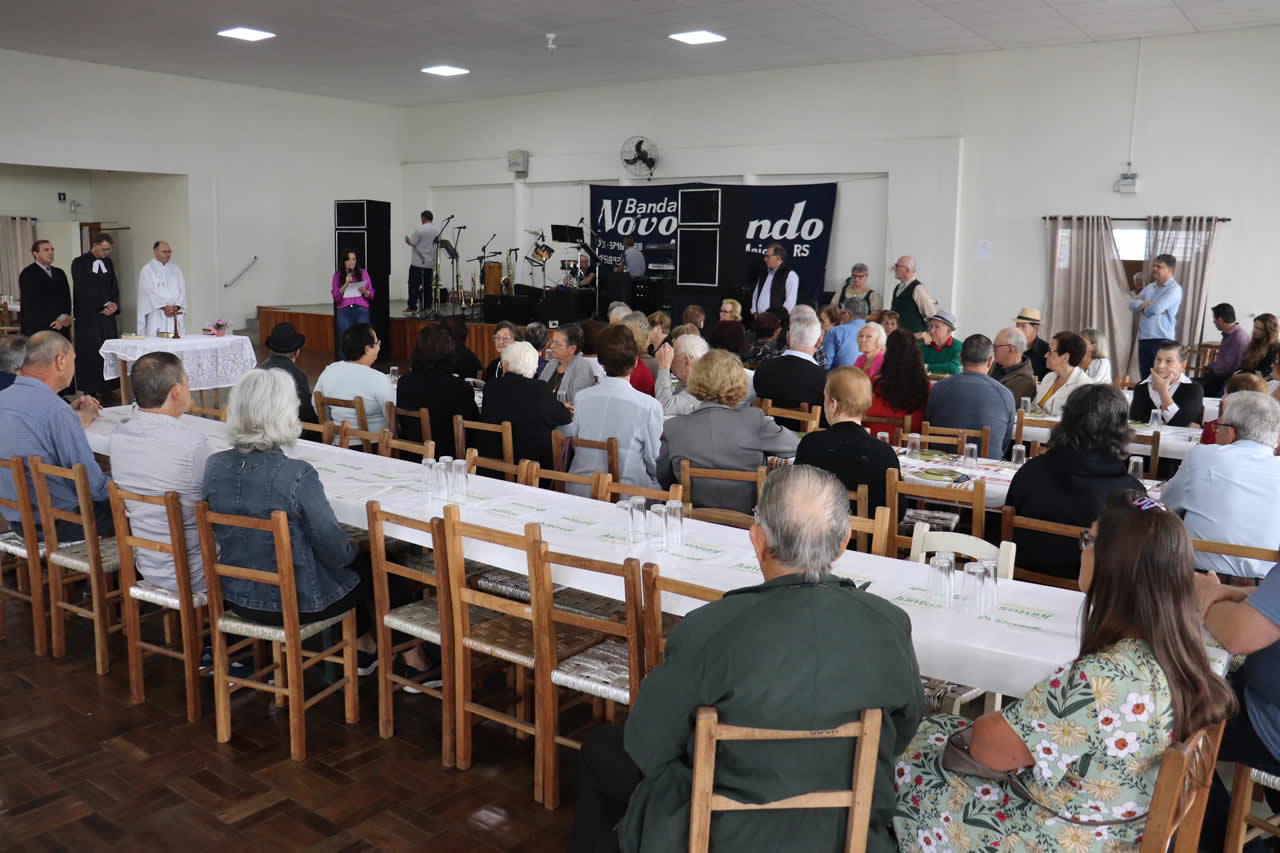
{"left": 618, "top": 310, "right": 656, "bottom": 395}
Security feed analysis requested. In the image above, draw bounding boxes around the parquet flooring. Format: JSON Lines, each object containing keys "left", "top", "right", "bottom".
{"left": 0, "top": 605, "right": 576, "bottom": 852}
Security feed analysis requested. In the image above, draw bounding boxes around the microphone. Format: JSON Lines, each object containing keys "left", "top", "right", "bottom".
{"left": 577, "top": 216, "right": 584, "bottom": 225}
{"left": 457, "top": 225, "right": 467, "bottom": 230}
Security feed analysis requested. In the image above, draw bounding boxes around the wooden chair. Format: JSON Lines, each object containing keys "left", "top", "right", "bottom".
{"left": 899, "top": 430, "right": 971, "bottom": 454}
{"left": 538, "top": 549, "right": 644, "bottom": 810}
{"left": 1013, "top": 410, "right": 1058, "bottom": 444}
{"left": 998, "top": 506, "right": 1085, "bottom": 590}
{"left": 337, "top": 421, "right": 385, "bottom": 454}
{"left": 1140, "top": 721, "right": 1224, "bottom": 853}
{"left": 314, "top": 392, "right": 371, "bottom": 451}
{"left": 299, "top": 420, "right": 337, "bottom": 445}
{"left": 29, "top": 455, "right": 122, "bottom": 675}
{"left": 377, "top": 429, "right": 436, "bottom": 461}
{"left": 863, "top": 413, "right": 912, "bottom": 446}
{"left": 850, "top": 506, "right": 892, "bottom": 558}
{"left": 641, "top": 562, "right": 723, "bottom": 673}
{"left": 689, "top": 705, "right": 883, "bottom": 853}
{"left": 1132, "top": 431, "right": 1161, "bottom": 479}
{"left": 439, "top": 505, "right": 604, "bottom": 803}
{"left": 884, "top": 468, "right": 986, "bottom": 555}
{"left": 385, "top": 402, "right": 431, "bottom": 443}
{"left": 551, "top": 430, "right": 619, "bottom": 482}
{"left": 908, "top": 525, "right": 1014, "bottom": 580}
{"left": 679, "top": 460, "right": 767, "bottom": 529}
{"left": 604, "top": 481, "right": 682, "bottom": 505}
{"left": 367, "top": 502, "right": 455, "bottom": 765}
{"left": 1115, "top": 375, "right": 1135, "bottom": 391}
{"left": 1225, "top": 763, "right": 1280, "bottom": 852}
{"left": 454, "top": 415, "right": 515, "bottom": 480}
{"left": 0, "top": 302, "right": 19, "bottom": 335}
{"left": 463, "top": 447, "right": 528, "bottom": 482}
{"left": 761, "top": 400, "right": 820, "bottom": 433}
{"left": 521, "top": 462, "right": 612, "bottom": 500}
{"left": 0, "top": 456, "right": 48, "bottom": 656}
{"left": 1191, "top": 538, "right": 1280, "bottom": 565}
{"left": 194, "top": 501, "right": 359, "bottom": 762}
{"left": 187, "top": 403, "right": 226, "bottom": 421}
{"left": 848, "top": 484, "right": 870, "bottom": 553}
{"left": 922, "top": 422, "right": 991, "bottom": 458}
{"left": 108, "top": 484, "right": 208, "bottom": 722}
{"left": 1029, "top": 440, "right": 1046, "bottom": 458}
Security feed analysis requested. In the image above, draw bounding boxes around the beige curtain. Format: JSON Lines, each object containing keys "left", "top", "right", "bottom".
{"left": 0, "top": 217, "right": 37, "bottom": 304}
{"left": 1044, "top": 215, "right": 1135, "bottom": 377}
{"left": 1142, "top": 216, "right": 1217, "bottom": 348}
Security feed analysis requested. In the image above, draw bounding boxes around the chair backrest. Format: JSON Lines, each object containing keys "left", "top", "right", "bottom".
{"left": 605, "top": 481, "right": 682, "bottom": 505}
{"left": 366, "top": 503, "right": 452, "bottom": 657}
{"left": 299, "top": 420, "right": 337, "bottom": 445}
{"left": 762, "top": 401, "right": 820, "bottom": 433}
{"left": 862, "top": 414, "right": 912, "bottom": 446}
{"left": 685, "top": 506, "right": 755, "bottom": 529}
{"left": 551, "top": 430, "right": 620, "bottom": 482}
{"left": 108, "top": 483, "right": 198, "bottom": 607}
{"left": 28, "top": 456, "right": 107, "bottom": 561}
{"left": 454, "top": 415, "right": 515, "bottom": 480}
{"left": 884, "top": 468, "right": 986, "bottom": 553}
{"left": 386, "top": 402, "right": 431, "bottom": 443}
{"left": 998, "top": 506, "right": 1084, "bottom": 589}
{"left": 689, "top": 705, "right": 884, "bottom": 853}
{"left": 521, "top": 462, "right": 612, "bottom": 500}
{"left": 1132, "top": 432, "right": 1161, "bottom": 479}
{"left": 0, "top": 455, "right": 42, "bottom": 581}
{"left": 850, "top": 506, "right": 892, "bottom": 557}
{"left": 1115, "top": 375, "right": 1135, "bottom": 391}
{"left": 641, "top": 562, "right": 723, "bottom": 674}
{"left": 1029, "top": 440, "right": 1046, "bottom": 458}
{"left": 899, "top": 431, "right": 967, "bottom": 453}
{"left": 1013, "top": 410, "right": 1058, "bottom": 444}
{"left": 314, "top": 391, "right": 369, "bottom": 435}
{"left": 188, "top": 404, "right": 227, "bottom": 422}
{"left": 679, "top": 460, "right": 767, "bottom": 512}
{"left": 908, "top": 523, "right": 1014, "bottom": 579}
{"left": 438, "top": 504, "right": 541, "bottom": 643}
{"left": 922, "top": 422, "right": 991, "bottom": 458}
{"left": 463, "top": 447, "right": 529, "bottom": 481}
{"left": 848, "top": 484, "right": 869, "bottom": 552}
{"left": 338, "top": 421, "right": 385, "bottom": 454}
{"left": 194, "top": 501, "right": 302, "bottom": 635}
{"left": 1190, "top": 538, "right": 1280, "bottom": 564}
{"left": 1141, "top": 721, "right": 1225, "bottom": 853}
{"left": 377, "top": 429, "right": 436, "bottom": 461}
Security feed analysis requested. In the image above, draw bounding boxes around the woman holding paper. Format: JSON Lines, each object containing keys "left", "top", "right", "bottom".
{"left": 332, "top": 250, "right": 374, "bottom": 357}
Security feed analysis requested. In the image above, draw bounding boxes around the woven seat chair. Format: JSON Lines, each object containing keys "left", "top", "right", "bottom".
{"left": 1226, "top": 764, "right": 1280, "bottom": 851}
{"left": 108, "top": 484, "right": 210, "bottom": 722}
{"left": 0, "top": 455, "right": 48, "bottom": 655}
{"left": 299, "top": 420, "right": 337, "bottom": 445}
{"left": 999, "top": 506, "right": 1084, "bottom": 590}
{"left": 641, "top": 563, "right": 724, "bottom": 674}
{"left": 378, "top": 429, "right": 436, "bottom": 462}
{"left": 921, "top": 421, "right": 991, "bottom": 458}
{"left": 679, "top": 460, "right": 767, "bottom": 529}
{"left": 315, "top": 392, "right": 371, "bottom": 451}
{"left": 454, "top": 415, "right": 515, "bottom": 481}
{"left": 863, "top": 413, "right": 912, "bottom": 446}
{"left": 385, "top": 402, "right": 431, "bottom": 443}
{"left": 551, "top": 430, "right": 619, "bottom": 482}
{"left": 195, "top": 502, "right": 359, "bottom": 762}
{"left": 884, "top": 468, "right": 986, "bottom": 555}
{"left": 337, "top": 421, "right": 385, "bottom": 454}
{"left": 1140, "top": 721, "right": 1225, "bottom": 853}
{"left": 30, "top": 455, "right": 122, "bottom": 675}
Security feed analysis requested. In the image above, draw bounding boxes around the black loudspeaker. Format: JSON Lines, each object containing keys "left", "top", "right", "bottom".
{"left": 482, "top": 295, "right": 533, "bottom": 325}
{"left": 335, "top": 200, "right": 390, "bottom": 362}
{"left": 534, "top": 289, "right": 595, "bottom": 325}
{"left": 671, "top": 187, "right": 747, "bottom": 326}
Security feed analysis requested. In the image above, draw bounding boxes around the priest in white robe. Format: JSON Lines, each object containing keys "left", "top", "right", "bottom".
{"left": 137, "top": 240, "right": 186, "bottom": 337}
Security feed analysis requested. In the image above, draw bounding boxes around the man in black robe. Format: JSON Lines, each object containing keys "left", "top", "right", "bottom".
{"left": 70, "top": 233, "right": 120, "bottom": 397}
{"left": 18, "top": 239, "right": 73, "bottom": 340}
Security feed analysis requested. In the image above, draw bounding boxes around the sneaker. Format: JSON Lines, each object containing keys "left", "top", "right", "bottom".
{"left": 402, "top": 305, "right": 418, "bottom": 315}
{"left": 199, "top": 644, "right": 213, "bottom": 668}
{"left": 400, "top": 662, "right": 443, "bottom": 694}
{"left": 357, "top": 650, "right": 379, "bottom": 677}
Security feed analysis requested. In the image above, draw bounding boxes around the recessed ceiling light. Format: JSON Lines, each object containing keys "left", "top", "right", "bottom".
{"left": 217, "top": 27, "right": 275, "bottom": 42}
{"left": 421, "top": 65, "right": 470, "bottom": 76}
{"left": 669, "top": 30, "right": 726, "bottom": 45}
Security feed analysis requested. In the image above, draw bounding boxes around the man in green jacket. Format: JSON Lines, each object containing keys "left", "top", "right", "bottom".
{"left": 919, "top": 310, "right": 963, "bottom": 376}
{"left": 568, "top": 465, "right": 925, "bottom": 853}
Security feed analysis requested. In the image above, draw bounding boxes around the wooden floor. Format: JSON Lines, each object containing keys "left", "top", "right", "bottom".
{"left": 0, "top": 605, "right": 577, "bottom": 852}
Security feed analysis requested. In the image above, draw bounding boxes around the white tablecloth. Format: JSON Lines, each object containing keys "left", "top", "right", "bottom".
{"left": 897, "top": 450, "right": 1019, "bottom": 507}
{"left": 85, "top": 407, "right": 1227, "bottom": 698}
{"left": 1021, "top": 416, "right": 1202, "bottom": 461}
{"left": 99, "top": 335, "right": 257, "bottom": 392}
{"left": 1121, "top": 389, "right": 1221, "bottom": 423}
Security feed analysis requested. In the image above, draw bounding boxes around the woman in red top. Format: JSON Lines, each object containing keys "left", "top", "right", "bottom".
{"left": 1200, "top": 372, "right": 1268, "bottom": 444}
{"left": 867, "top": 328, "right": 930, "bottom": 438}
{"left": 619, "top": 311, "right": 656, "bottom": 396}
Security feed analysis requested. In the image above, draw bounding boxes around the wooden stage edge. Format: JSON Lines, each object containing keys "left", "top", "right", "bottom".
{"left": 256, "top": 305, "right": 499, "bottom": 367}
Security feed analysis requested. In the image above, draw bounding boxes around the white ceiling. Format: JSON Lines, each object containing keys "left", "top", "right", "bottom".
{"left": 6, "top": 0, "right": 1280, "bottom": 106}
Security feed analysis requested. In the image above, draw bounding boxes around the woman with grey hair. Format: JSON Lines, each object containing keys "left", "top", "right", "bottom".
{"left": 481, "top": 341, "right": 571, "bottom": 469}
{"left": 538, "top": 324, "right": 596, "bottom": 404}
{"left": 1079, "top": 327, "right": 1113, "bottom": 383}
{"left": 830, "top": 262, "right": 881, "bottom": 314}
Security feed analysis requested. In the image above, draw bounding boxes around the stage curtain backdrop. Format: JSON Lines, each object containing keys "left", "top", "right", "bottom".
{"left": 0, "top": 216, "right": 37, "bottom": 303}
{"left": 1044, "top": 215, "right": 1134, "bottom": 378}
{"left": 1142, "top": 215, "right": 1218, "bottom": 350}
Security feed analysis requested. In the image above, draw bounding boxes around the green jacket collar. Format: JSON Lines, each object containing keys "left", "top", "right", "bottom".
{"left": 724, "top": 572, "right": 858, "bottom": 598}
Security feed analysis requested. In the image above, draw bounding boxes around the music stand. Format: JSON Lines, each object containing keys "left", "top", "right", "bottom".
{"left": 425, "top": 238, "right": 459, "bottom": 319}
{"left": 550, "top": 224, "right": 585, "bottom": 244}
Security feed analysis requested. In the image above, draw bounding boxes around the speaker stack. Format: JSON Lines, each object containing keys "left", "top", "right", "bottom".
{"left": 334, "top": 200, "right": 390, "bottom": 361}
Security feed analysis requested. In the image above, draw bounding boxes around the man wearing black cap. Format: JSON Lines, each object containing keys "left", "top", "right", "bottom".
{"left": 259, "top": 323, "right": 318, "bottom": 424}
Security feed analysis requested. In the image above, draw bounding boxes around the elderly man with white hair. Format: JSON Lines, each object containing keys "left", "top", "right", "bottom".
{"left": 1163, "top": 391, "right": 1280, "bottom": 579}
{"left": 567, "top": 465, "right": 925, "bottom": 853}
{"left": 652, "top": 332, "right": 709, "bottom": 416}
{"left": 988, "top": 326, "right": 1037, "bottom": 404}
{"left": 888, "top": 255, "right": 935, "bottom": 335}
{"left": 751, "top": 310, "right": 826, "bottom": 415}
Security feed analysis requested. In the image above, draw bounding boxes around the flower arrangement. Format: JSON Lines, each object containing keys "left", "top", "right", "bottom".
{"left": 209, "top": 319, "right": 231, "bottom": 337}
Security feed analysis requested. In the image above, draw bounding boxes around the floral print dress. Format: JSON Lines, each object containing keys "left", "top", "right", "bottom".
{"left": 893, "top": 638, "right": 1173, "bottom": 853}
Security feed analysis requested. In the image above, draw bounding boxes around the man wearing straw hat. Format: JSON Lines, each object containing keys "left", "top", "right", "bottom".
{"left": 1014, "top": 307, "right": 1050, "bottom": 378}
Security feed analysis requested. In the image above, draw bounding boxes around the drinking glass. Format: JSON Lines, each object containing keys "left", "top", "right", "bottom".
{"left": 907, "top": 433, "right": 922, "bottom": 456}
{"left": 1128, "top": 455, "right": 1146, "bottom": 480}
{"left": 961, "top": 562, "right": 987, "bottom": 618}
{"left": 665, "top": 500, "right": 684, "bottom": 549}
{"left": 962, "top": 444, "right": 979, "bottom": 465}
{"left": 1020, "top": 396, "right": 1032, "bottom": 413}
{"left": 630, "top": 496, "right": 647, "bottom": 539}
{"left": 450, "top": 459, "right": 468, "bottom": 500}
{"left": 1148, "top": 409, "right": 1163, "bottom": 429}
{"left": 617, "top": 501, "right": 636, "bottom": 544}
{"left": 1010, "top": 444, "right": 1027, "bottom": 466}
{"left": 877, "top": 432, "right": 891, "bottom": 444}
{"left": 647, "top": 505, "right": 667, "bottom": 551}
{"left": 980, "top": 559, "right": 999, "bottom": 620}
{"left": 421, "top": 456, "right": 440, "bottom": 499}
{"left": 388, "top": 365, "right": 399, "bottom": 385}
{"left": 927, "top": 553, "right": 954, "bottom": 607}
{"left": 437, "top": 456, "right": 454, "bottom": 500}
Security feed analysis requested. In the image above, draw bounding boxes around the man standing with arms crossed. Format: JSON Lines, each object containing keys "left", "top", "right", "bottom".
{"left": 404, "top": 210, "right": 439, "bottom": 316}
{"left": 1130, "top": 253, "right": 1182, "bottom": 380}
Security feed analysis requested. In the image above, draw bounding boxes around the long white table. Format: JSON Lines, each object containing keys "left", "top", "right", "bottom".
{"left": 86, "top": 407, "right": 1227, "bottom": 698}
{"left": 1020, "top": 417, "right": 1203, "bottom": 462}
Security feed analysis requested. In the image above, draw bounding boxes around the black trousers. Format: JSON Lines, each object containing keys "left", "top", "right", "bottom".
{"left": 408, "top": 266, "right": 434, "bottom": 310}
{"left": 1201, "top": 673, "right": 1280, "bottom": 851}
{"left": 40, "top": 497, "right": 115, "bottom": 543}
{"left": 568, "top": 725, "right": 643, "bottom": 853}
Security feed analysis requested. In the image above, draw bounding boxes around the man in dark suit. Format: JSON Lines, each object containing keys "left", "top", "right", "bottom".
{"left": 69, "top": 232, "right": 120, "bottom": 397}
{"left": 18, "top": 239, "right": 72, "bottom": 340}
{"left": 259, "top": 323, "right": 318, "bottom": 424}
{"left": 752, "top": 310, "right": 825, "bottom": 415}
{"left": 795, "top": 365, "right": 901, "bottom": 508}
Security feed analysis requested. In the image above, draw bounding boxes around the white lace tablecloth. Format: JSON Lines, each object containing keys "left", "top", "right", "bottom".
{"left": 99, "top": 335, "right": 257, "bottom": 392}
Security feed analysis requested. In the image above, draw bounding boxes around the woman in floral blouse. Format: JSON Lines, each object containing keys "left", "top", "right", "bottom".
{"left": 893, "top": 491, "right": 1235, "bottom": 853}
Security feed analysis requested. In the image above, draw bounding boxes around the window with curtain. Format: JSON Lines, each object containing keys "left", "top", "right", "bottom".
{"left": 0, "top": 216, "right": 37, "bottom": 304}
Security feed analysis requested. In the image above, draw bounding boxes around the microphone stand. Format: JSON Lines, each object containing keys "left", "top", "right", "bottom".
{"left": 468, "top": 234, "right": 500, "bottom": 317}
{"left": 428, "top": 214, "right": 455, "bottom": 317}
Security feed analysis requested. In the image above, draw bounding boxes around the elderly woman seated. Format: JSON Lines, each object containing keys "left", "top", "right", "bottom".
{"left": 658, "top": 348, "right": 799, "bottom": 514}
{"left": 1129, "top": 340, "right": 1204, "bottom": 427}
{"left": 1032, "top": 330, "right": 1092, "bottom": 416}
{"left": 203, "top": 369, "right": 429, "bottom": 676}
{"left": 481, "top": 340, "right": 571, "bottom": 470}
{"left": 537, "top": 323, "right": 596, "bottom": 404}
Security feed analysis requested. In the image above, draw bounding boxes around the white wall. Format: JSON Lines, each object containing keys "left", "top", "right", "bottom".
{"left": 0, "top": 164, "right": 96, "bottom": 220}
{"left": 0, "top": 48, "right": 407, "bottom": 331}
{"left": 402, "top": 25, "right": 1280, "bottom": 337}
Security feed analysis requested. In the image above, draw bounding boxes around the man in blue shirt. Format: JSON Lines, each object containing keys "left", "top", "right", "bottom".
{"left": 1129, "top": 253, "right": 1182, "bottom": 380}
{"left": 0, "top": 331, "right": 111, "bottom": 539}
{"left": 821, "top": 297, "right": 868, "bottom": 368}
{"left": 924, "top": 334, "right": 1016, "bottom": 458}
{"left": 0, "top": 335, "right": 26, "bottom": 391}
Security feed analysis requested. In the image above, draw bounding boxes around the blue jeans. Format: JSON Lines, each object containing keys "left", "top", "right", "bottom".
{"left": 1137, "top": 338, "right": 1162, "bottom": 381}
{"left": 336, "top": 305, "right": 369, "bottom": 357}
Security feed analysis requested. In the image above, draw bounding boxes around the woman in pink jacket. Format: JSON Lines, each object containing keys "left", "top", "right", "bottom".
{"left": 332, "top": 250, "right": 374, "bottom": 357}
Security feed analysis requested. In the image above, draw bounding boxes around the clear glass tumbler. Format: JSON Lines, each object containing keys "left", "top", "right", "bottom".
{"left": 664, "top": 500, "right": 684, "bottom": 549}
{"left": 961, "top": 561, "right": 987, "bottom": 618}
{"left": 907, "top": 433, "right": 922, "bottom": 456}
{"left": 1010, "top": 444, "right": 1027, "bottom": 466}
{"left": 1020, "top": 396, "right": 1032, "bottom": 413}
{"left": 617, "top": 501, "right": 636, "bottom": 544}
{"left": 450, "top": 459, "right": 468, "bottom": 501}
{"left": 927, "top": 553, "right": 954, "bottom": 607}
{"left": 437, "top": 456, "right": 454, "bottom": 500}
{"left": 963, "top": 443, "right": 979, "bottom": 465}
{"left": 1148, "top": 409, "right": 1163, "bottom": 429}
{"left": 647, "top": 504, "right": 667, "bottom": 551}
{"left": 1128, "top": 456, "right": 1146, "bottom": 480}
{"left": 980, "top": 558, "right": 999, "bottom": 620}
{"left": 877, "top": 432, "right": 891, "bottom": 444}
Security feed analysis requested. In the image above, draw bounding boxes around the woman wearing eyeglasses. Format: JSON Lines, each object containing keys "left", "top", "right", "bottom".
{"left": 483, "top": 321, "right": 521, "bottom": 382}
{"left": 830, "top": 262, "right": 881, "bottom": 315}
{"left": 894, "top": 490, "right": 1236, "bottom": 853}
